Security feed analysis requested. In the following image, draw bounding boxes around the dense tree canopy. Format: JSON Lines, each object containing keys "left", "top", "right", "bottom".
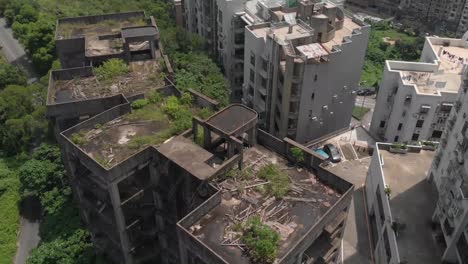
{"left": 0, "top": 59, "right": 27, "bottom": 89}
{"left": 360, "top": 21, "right": 425, "bottom": 88}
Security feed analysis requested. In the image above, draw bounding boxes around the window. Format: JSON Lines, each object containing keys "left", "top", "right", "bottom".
{"left": 376, "top": 186, "right": 385, "bottom": 223}
{"left": 314, "top": 74, "right": 318, "bottom": 82}
{"left": 432, "top": 130, "right": 443, "bottom": 139}
{"left": 380, "top": 121, "right": 386, "bottom": 128}
{"left": 397, "top": 123, "right": 403, "bottom": 131}
{"left": 462, "top": 121, "right": 468, "bottom": 136}
{"left": 416, "top": 119, "right": 424, "bottom": 128}
{"left": 383, "top": 229, "right": 392, "bottom": 261}
{"left": 440, "top": 103, "right": 454, "bottom": 113}
{"left": 394, "top": 136, "right": 399, "bottom": 142}
{"left": 250, "top": 69, "right": 255, "bottom": 83}
{"left": 261, "top": 77, "right": 267, "bottom": 88}
{"left": 250, "top": 53, "right": 255, "bottom": 66}
{"left": 412, "top": 133, "right": 420, "bottom": 141}
{"left": 420, "top": 105, "right": 431, "bottom": 113}
{"left": 457, "top": 234, "right": 468, "bottom": 264}
{"left": 311, "top": 93, "right": 315, "bottom": 101}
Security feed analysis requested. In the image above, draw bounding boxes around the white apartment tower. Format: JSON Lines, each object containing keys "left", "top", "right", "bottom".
{"left": 370, "top": 35, "right": 468, "bottom": 144}
{"left": 428, "top": 60, "right": 468, "bottom": 263}
{"left": 243, "top": 0, "right": 370, "bottom": 143}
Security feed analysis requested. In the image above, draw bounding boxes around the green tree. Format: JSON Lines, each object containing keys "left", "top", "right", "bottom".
{"left": 18, "top": 144, "right": 70, "bottom": 215}
{"left": 0, "top": 62, "right": 27, "bottom": 89}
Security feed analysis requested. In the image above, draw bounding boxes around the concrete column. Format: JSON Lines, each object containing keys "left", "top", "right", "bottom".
{"left": 123, "top": 41, "right": 131, "bottom": 63}
{"left": 203, "top": 125, "right": 211, "bottom": 148}
{"left": 149, "top": 39, "right": 156, "bottom": 59}
{"left": 109, "top": 182, "right": 133, "bottom": 264}
{"left": 249, "top": 127, "right": 257, "bottom": 146}
{"left": 192, "top": 119, "right": 199, "bottom": 142}
{"left": 295, "top": 252, "right": 303, "bottom": 264}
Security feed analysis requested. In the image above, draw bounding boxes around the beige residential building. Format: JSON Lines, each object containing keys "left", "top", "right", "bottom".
{"left": 243, "top": 0, "right": 370, "bottom": 143}
{"left": 370, "top": 36, "right": 468, "bottom": 143}
{"left": 428, "top": 58, "right": 468, "bottom": 264}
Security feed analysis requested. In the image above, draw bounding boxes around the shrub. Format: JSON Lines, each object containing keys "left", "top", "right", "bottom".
{"left": 180, "top": 92, "right": 193, "bottom": 106}
{"left": 131, "top": 99, "right": 149, "bottom": 109}
{"left": 290, "top": 147, "right": 305, "bottom": 164}
{"left": 242, "top": 216, "right": 280, "bottom": 264}
{"left": 257, "top": 164, "right": 290, "bottom": 198}
{"left": 391, "top": 143, "right": 407, "bottom": 150}
{"left": 94, "top": 59, "right": 129, "bottom": 81}
{"left": 148, "top": 90, "right": 163, "bottom": 104}
{"left": 70, "top": 132, "right": 86, "bottom": 146}
{"left": 198, "top": 108, "right": 213, "bottom": 119}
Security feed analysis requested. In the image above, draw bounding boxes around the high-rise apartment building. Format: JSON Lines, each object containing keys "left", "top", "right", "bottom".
{"left": 243, "top": 1, "right": 370, "bottom": 143}
{"left": 428, "top": 60, "right": 468, "bottom": 264}
{"left": 370, "top": 36, "right": 468, "bottom": 143}
{"left": 365, "top": 143, "right": 441, "bottom": 264}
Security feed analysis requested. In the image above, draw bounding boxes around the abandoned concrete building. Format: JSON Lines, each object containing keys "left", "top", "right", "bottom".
{"left": 47, "top": 11, "right": 166, "bottom": 133}
{"left": 58, "top": 98, "right": 354, "bottom": 264}
{"left": 48, "top": 11, "right": 355, "bottom": 264}
{"left": 55, "top": 11, "right": 160, "bottom": 68}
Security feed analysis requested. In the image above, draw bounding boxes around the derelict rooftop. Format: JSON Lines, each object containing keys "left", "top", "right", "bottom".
{"left": 62, "top": 86, "right": 215, "bottom": 169}
{"left": 47, "top": 60, "right": 164, "bottom": 105}
{"left": 179, "top": 145, "right": 346, "bottom": 264}
{"left": 54, "top": 11, "right": 160, "bottom": 69}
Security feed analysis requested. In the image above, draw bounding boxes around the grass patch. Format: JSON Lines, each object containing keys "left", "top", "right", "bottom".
{"left": 352, "top": 106, "right": 370, "bottom": 121}
{"left": 0, "top": 159, "right": 20, "bottom": 264}
{"left": 257, "top": 164, "right": 290, "bottom": 198}
{"left": 360, "top": 22, "right": 422, "bottom": 88}
{"left": 70, "top": 132, "right": 87, "bottom": 146}
{"left": 94, "top": 59, "right": 129, "bottom": 81}
{"left": 241, "top": 216, "right": 280, "bottom": 264}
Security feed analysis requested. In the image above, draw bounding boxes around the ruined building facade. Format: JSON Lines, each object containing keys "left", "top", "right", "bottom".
{"left": 48, "top": 11, "right": 355, "bottom": 264}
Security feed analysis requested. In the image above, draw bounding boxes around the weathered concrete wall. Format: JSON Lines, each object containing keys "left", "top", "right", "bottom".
{"left": 257, "top": 129, "right": 287, "bottom": 156}
{"left": 57, "top": 11, "right": 146, "bottom": 27}
{"left": 177, "top": 191, "right": 229, "bottom": 264}
{"left": 280, "top": 186, "right": 354, "bottom": 264}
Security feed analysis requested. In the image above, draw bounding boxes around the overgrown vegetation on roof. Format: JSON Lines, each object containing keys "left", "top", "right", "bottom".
{"left": 94, "top": 59, "right": 130, "bottom": 81}
{"left": 241, "top": 216, "right": 280, "bottom": 264}
{"left": 290, "top": 147, "right": 305, "bottom": 164}
{"left": 257, "top": 164, "right": 290, "bottom": 198}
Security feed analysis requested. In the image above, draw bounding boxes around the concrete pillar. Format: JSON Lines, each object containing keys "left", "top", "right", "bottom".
{"left": 109, "top": 182, "right": 133, "bottom": 264}
{"left": 123, "top": 41, "right": 131, "bottom": 63}
{"left": 249, "top": 127, "right": 257, "bottom": 146}
{"left": 295, "top": 252, "right": 303, "bottom": 264}
{"left": 203, "top": 125, "right": 211, "bottom": 148}
{"left": 192, "top": 119, "right": 199, "bottom": 142}
{"left": 149, "top": 39, "right": 156, "bottom": 59}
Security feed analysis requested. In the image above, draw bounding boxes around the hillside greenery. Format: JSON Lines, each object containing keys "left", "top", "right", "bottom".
{"left": 0, "top": 0, "right": 229, "bottom": 263}
{"left": 360, "top": 21, "right": 425, "bottom": 89}
{"left": 0, "top": 159, "right": 20, "bottom": 264}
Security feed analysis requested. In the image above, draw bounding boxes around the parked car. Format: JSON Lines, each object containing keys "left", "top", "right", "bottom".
{"left": 357, "top": 88, "right": 376, "bottom": 96}
{"left": 323, "top": 144, "right": 341, "bottom": 163}
{"left": 314, "top": 148, "right": 330, "bottom": 160}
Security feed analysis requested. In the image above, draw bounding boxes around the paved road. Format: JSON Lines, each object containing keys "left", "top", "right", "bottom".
{"left": 355, "top": 96, "right": 376, "bottom": 109}
{"left": 14, "top": 218, "right": 40, "bottom": 264}
{"left": 0, "top": 17, "right": 39, "bottom": 82}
